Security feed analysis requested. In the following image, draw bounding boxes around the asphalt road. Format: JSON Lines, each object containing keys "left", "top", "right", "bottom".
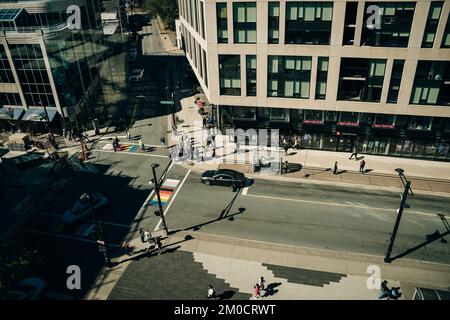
{"left": 164, "top": 170, "right": 450, "bottom": 265}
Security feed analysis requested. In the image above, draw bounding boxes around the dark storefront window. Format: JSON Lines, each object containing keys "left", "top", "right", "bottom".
{"left": 246, "top": 55, "right": 257, "bottom": 96}
{"left": 361, "top": 2, "right": 415, "bottom": 47}
{"left": 410, "top": 61, "right": 450, "bottom": 106}
{"left": 0, "top": 92, "right": 21, "bottom": 106}
{"left": 387, "top": 60, "right": 405, "bottom": 103}
{"left": 268, "top": 2, "right": 280, "bottom": 44}
{"left": 216, "top": 3, "right": 228, "bottom": 43}
{"left": 373, "top": 114, "right": 395, "bottom": 128}
{"left": 233, "top": 2, "right": 257, "bottom": 44}
{"left": 422, "top": 2, "right": 444, "bottom": 48}
{"left": 338, "top": 58, "right": 386, "bottom": 102}
{"left": 233, "top": 106, "right": 256, "bottom": 120}
{"left": 270, "top": 108, "right": 289, "bottom": 121}
{"left": 219, "top": 55, "right": 241, "bottom": 96}
{"left": 315, "top": 57, "right": 328, "bottom": 99}
{"left": 285, "top": 2, "right": 333, "bottom": 45}
{"left": 338, "top": 112, "right": 359, "bottom": 126}
{"left": 408, "top": 116, "right": 432, "bottom": 130}
{"left": 304, "top": 110, "right": 324, "bottom": 124}
{"left": 268, "top": 56, "right": 311, "bottom": 98}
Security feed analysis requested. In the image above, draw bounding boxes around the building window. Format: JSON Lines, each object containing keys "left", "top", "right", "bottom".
{"left": 219, "top": 55, "right": 241, "bottom": 96}
{"left": 373, "top": 114, "right": 396, "bottom": 128}
{"left": 270, "top": 108, "right": 289, "bottom": 121}
{"left": 199, "top": 1, "right": 206, "bottom": 39}
{"left": 0, "top": 45, "right": 14, "bottom": 83}
{"left": 268, "top": 2, "right": 280, "bottom": 44}
{"left": 202, "top": 49, "right": 208, "bottom": 88}
{"left": 285, "top": 2, "right": 333, "bottom": 45}
{"left": 246, "top": 55, "right": 256, "bottom": 96}
{"left": 338, "top": 58, "right": 386, "bottom": 102}
{"left": 233, "top": 106, "right": 256, "bottom": 120}
{"left": 0, "top": 93, "right": 21, "bottom": 106}
{"left": 343, "top": 2, "right": 358, "bottom": 45}
{"left": 441, "top": 13, "right": 450, "bottom": 48}
{"left": 410, "top": 61, "right": 450, "bottom": 106}
{"left": 422, "top": 2, "right": 443, "bottom": 48}
{"left": 315, "top": 57, "right": 328, "bottom": 99}
{"left": 304, "top": 110, "right": 324, "bottom": 124}
{"left": 268, "top": 56, "right": 311, "bottom": 98}
{"left": 408, "top": 116, "right": 432, "bottom": 130}
{"left": 361, "top": 2, "right": 415, "bottom": 47}
{"left": 216, "top": 3, "right": 228, "bottom": 43}
{"left": 338, "top": 112, "right": 359, "bottom": 126}
{"left": 387, "top": 60, "right": 405, "bottom": 103}
{"left": 233, "top": 2, "right": 257, "bottom": 43}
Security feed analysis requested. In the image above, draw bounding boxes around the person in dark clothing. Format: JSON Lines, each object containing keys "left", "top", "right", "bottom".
{"left": 379, "top": 280, "right": 390, "bottom": 299}
{"left": 154, "top": 237, "right": 162, "bottom": 255}
{"left": 360, "top": 160, "right": 366, "bottom": 174}
{"left": 349, "top": 146, "right": 358, "bottom": 160}
{"left": 333, "top": 161, "right": 338, "bottom": 174}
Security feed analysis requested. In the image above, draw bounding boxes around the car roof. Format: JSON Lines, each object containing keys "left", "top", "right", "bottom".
{"left": 216, "top": 169, "right": 244, "bottom": 177}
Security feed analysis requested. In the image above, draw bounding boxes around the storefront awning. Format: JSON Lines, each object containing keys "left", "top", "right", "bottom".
{"left": 0, "top": 107, "right": 25, "bottom": 120}
{"left": 22, "top": 108, "right": 57, "bottom": 122}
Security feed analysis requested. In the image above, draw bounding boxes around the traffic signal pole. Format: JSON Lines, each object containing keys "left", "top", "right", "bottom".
{"left": 384, "top": 180, "right": 411, "bottom": 263}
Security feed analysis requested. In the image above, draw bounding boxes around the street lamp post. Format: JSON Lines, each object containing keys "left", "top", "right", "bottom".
{"left": 80, "top": 193, "right": 112, "bottom": 267}
{"left": 384, "top": 180, "right": 411, "bottom": 263}
{"left": 151, "top": 163, "right": 168, "bottom": 233}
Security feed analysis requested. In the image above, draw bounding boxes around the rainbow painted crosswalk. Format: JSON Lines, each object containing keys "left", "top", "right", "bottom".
{"left": 102, "top": 143, "right": 139, "bottom": 152}
{"left": 149, "top": 179, "right": 180, "bottom": 206}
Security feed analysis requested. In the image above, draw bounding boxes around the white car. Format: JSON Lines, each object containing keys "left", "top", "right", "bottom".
{"left": 128, "top": 69, "right": 144, "bottom": 82}
{"left": 62, "top": 193, "right": 108, "bottom": 225}
{"left": 4, "top": 278, "right": 47, "bottom": 300}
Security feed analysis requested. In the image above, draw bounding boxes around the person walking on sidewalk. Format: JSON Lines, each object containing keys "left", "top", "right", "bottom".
{"left": 349, "top": 146, "right": 358, "bottom": 160}
{"left": 359, "top": 160, "right": 366, "bottom": 174}
{"left": 139, "top": 228, "right": 146, "bottom": 243}
{"left": 154, "top": 237, "right": 162, "bottom": 255}
{"left": 254, "top": 283, "right": 261, "bottom": 299}
{"left": 379, "top": 280, "right": 390, "bottom": 299}
{"left": 113, "top": 136, "right": 120, "bottom": 152}
{"left": 160, "top": 136, "right": 166, "bottom": 147}
{"left": 333, "top": 161, "right": 338, "bottom": 175}
{"left": 208, "top": 285, "right": 216, "bottom": 299}
{"left": 143, "top": 229, "right": 151, "bottom": 251}
{"left": 258, "top": 276, "right": 266, "bottom": 296}
{"left": 126, "top": 128, "right": 132, "bottom": 141}
{"left": 139, "top": 138, "right": 145, "bottom": 151}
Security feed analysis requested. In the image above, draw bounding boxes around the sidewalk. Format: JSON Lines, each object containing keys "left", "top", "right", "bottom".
{"left": 168, "top": 95, "right": 450, "bottom": 195}
{"left": 87, "top": 230, "right": 450, "bottom": 300}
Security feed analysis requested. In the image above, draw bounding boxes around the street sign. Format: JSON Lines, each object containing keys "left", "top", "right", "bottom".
{"left": 160, "top": 100, "right": 174, "bottom": 105}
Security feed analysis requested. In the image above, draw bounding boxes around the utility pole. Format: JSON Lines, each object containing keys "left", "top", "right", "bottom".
{"left": 151, "top": 163, "right": 168, "bottom": 233}
{"left": 80, "top": 193, "right": 111, "bottom": 267}
{"left": 384, "top": 180, "right": 411, "bottom": 263}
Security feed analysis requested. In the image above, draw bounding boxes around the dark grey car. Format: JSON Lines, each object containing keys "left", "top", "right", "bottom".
{"left": 200, "top": 169, "right": 246, "bottom": 188}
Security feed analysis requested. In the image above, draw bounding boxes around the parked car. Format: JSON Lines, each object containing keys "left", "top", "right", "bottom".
{"left": 201, "top": 169, "right": 246, "bottom": 188}
{"left": 128, "top": 69, "right": 144, "bottom": 82}
{"left": 62, "top": 193, "right": 108, "bottom": 225}
{"left": 3, "top": 278, "right": 47, "bottom": 300}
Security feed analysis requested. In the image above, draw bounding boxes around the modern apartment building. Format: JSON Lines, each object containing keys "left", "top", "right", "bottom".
{"left": 178, "top": 0, "right": 450, "bottom": 161}
{"left": 0, "top": 0, "right": 104, "bottom": 132}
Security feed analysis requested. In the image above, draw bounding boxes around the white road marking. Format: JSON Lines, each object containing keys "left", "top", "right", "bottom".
{"left": 155, "top": 169, "right": 191, "bottom": 231}
{"left": 132, "top": 161, "right": 175, "bottom": 223}
{"left": 97, "top": 149, "right": 168, "bottom": 158}
{"left": 243, "top": 192, "right": 442, "bottom": 218}
{"left": 24, "top": 229, "right": 121, "bottom": 247}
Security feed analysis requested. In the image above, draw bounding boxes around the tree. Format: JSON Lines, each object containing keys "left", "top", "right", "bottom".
{"left": 143, "top": 0, "right": 179, "bottom": 30}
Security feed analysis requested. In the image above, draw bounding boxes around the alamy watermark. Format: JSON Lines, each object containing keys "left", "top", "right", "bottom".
{"left": 66, "top": 265, "right": 81, "bottom": 290}
{"left": 66, "top": 5, "right": 81, "bottom": 30}
{"left": 366, "top": 5, "right": 381, "bottom": 30}
{"left": 366, "top": 264, "right": 381, "bottom": 290}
